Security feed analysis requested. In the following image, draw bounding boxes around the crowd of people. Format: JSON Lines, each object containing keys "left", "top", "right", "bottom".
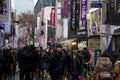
{"left": 0, "top": 43, "right": 120, "bottom": 80}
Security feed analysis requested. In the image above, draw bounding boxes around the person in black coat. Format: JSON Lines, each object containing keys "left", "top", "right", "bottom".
{"left": 49, "top": 44, "right": 67, "bottom": 80}
{"left": 18, "top": 46, "right": 34, "bottom": 80}
{"left": 0, "top": 50, "right": 4, "bottom": 80}
{"left": 67, "top": 46, "right": 83, "bottom": 80}
{"left": 3, "top": 48, "right": 14, "bottom": 80}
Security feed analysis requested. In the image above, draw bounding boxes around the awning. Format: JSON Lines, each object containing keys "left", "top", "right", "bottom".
{"left": 59, "top": 38, "right": 76, "bottom": 44}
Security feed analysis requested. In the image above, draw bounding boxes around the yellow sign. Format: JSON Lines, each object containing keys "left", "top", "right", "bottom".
{"left": 57, "top": 0, "right": 62, "bottom": 2}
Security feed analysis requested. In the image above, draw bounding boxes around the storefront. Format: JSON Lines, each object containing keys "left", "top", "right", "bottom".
{"left": 87, "top": 8, "right": 101, "bottom": 50}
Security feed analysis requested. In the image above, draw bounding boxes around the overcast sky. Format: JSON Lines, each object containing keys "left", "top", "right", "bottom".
{"left": 14, "top": 0, "right": 35, "bottom": 15}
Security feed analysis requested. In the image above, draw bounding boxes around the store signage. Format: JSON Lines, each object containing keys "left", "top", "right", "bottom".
{"left": 63, "top": 0, "right": 68, "bottom": 18}
{"left": 52, "top": 0, "right": 56, "bottom": 6}
{"left": 109, "top": 0, "right": 115, "bottom": 11}
{"left": 56, "top": 2, "right": 61, "bottom": 20}
{"left": 70, "top": 0, "right": 77, "bottom": 30}
{"left": 51, "top": 8, "right": 56, "bottom": 26}
{"left": 91, "top": 3, "right": 102, "bottom": 8}
{"left": 77, "top": 30, "right": 87, "bottom": 39}
{"left": 81, "top": 0, "right": 87, "bottom": 21}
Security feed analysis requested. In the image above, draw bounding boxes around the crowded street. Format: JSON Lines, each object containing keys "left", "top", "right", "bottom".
{"left": 0, "top": 0, "right": 120, "bottom": 80}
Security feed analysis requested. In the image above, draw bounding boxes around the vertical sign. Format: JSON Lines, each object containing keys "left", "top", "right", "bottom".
{"left": 81, "top": 0, "right": 87, "bottom": 21}
{"left": 56, "top": 2, "right": 61, "bottom": 20}
{"left": 63, "top": 0, "right": 68, "bottom": 18}
{"left": 51, "top": 8, "right": 56, "bottom": 26}
{"left": 52, "top": 0, "right": 56, "bottom": 6}
{"left": 70, "top": 0, "right": 77, "bottom": 30}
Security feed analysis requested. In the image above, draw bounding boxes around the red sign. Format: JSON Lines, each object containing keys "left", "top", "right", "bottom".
{"left": 51, "top": 8, "right": 56, "bottom": 26}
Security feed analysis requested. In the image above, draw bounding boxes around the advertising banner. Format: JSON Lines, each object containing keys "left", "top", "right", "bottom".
{"left": 52, "top": 0, "right": 56, "bottom": 6}
{"left": 63, "top": 19, "right": 68, "bottom": 38}
{"left": 63, "top": 0, "right": 68, "bottom": 18}
{"left": 81, "top": 0, "right": 87, "bottom": 21}
{"left": 70, "top": 0, "right": 77, "bottom": 30}
{"left": 51, "top": 8, "right": 56, "bottom": 26}
{"left": 56, "top": 2, "right": 61, "bottom": 20}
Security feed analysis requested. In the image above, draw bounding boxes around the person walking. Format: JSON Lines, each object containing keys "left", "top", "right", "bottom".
{"left": 49, "top": 44, "right": 67, "bottom": 80}
{"left": 67, "top": 45, "right": 83, "bottom": 80}
{"left": 94, "top": 50, "right": 113, "bottom": 80}
{"left": 18, "top": 46, "right": 34, "bottom": 80}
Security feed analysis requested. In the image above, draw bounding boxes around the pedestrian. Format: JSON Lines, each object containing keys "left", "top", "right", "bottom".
{"left": 0, "top": 49, "right": 4, "bottom": 80}
{"left": 3, "top": 48, "right": 14, "bottom": 80}
{"left": 82, "top": 47, "right": 91, "bottom": 77}
{"left": 67, "top": 45, "right": 83, "bottom": 80}
{"left": 94, "top": 50, "right": 113, "bottom": 80}
{"left": 114, "top": 50, "right": 120, "bottom": 80}
{"left": 18, "top": 46, "right": 34, "bottom": 80}
{"left": 49, "top": 44, "right": 67, "bottom": 80}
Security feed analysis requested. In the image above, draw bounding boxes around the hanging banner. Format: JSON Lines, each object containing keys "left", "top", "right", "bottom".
{"left": 63, "top": 19, "right": 68, "bottom": 38}
{"left": 56, "top": 2, "right": 61, "bottom": 20}
{"left": 81, "top": 0, "right": 87, "bottom": 21}
{"left": 70, "top": 0, "right": 77, "bottom": 30}
{"left": 52, "top": 0, "right": 56, "bottom": 6}
{"left": 107, "top": 25, "right": 115, "bottom": 48}
{"left": 100, "top": 25, "right": 107, "bottom": 49}
{"left": 51, "top": 8, "right": 56, "bottom": 26}
{"left": 63, "top": 0, "right": 68, "bottom": 18}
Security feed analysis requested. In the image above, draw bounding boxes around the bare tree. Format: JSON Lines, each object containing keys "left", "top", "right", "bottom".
{"left": 18, "top": 11, "right": 35, "bottom": 28}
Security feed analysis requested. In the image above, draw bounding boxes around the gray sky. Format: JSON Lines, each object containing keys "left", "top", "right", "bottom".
{"left": 14, "top": 0, "right": 34, "bottom": 15}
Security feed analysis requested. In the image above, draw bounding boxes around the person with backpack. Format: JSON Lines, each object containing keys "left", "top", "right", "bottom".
{"left": 94, "top": 50, "right": 113, "bottom": 80}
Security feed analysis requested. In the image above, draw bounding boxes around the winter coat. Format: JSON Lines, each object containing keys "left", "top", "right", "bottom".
{"left": 67, "top": 53, "right": 83, "bottom": 76}
{"left": 18, "top": 50, "right": 34, "bottom": 71}
{"left": 95, "top": 57, "right": 112, "bottom": 79}
{"left": 49, "top": 51, "right": 67, "bottom": 77}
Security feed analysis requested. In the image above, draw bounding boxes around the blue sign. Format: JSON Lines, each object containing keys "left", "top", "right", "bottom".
{"left": 52, "top": 0, "right": 56, "bottom": 6}
{"left": 91, "top": 3, "right": 102, "bottom": 8}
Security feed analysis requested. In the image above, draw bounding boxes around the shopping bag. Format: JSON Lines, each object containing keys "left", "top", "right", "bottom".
{"left": 79, "top": 77, "right": 84, "bottom": 80}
